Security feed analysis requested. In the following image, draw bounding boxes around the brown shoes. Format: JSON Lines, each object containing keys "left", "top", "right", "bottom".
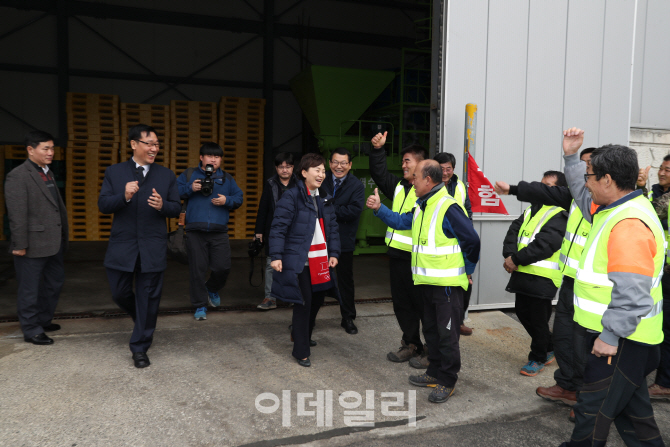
{"left": 387, "top": 340, "right": 418, "bottom": 362}
{"left": 536, "top": 384, "right": 577, "bottom": 406}
{"left": 649, "top": 383, "right": 670, "bottom": 400}
{"left": 409, "top": 344, "right": 430, "bottom": 369}
{"left": 460, "top": 324, "right": 473, "bottom": 336}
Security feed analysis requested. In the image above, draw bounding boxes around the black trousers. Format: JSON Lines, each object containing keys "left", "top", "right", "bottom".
{"left": 655, "top": 273, "right": 670, "bottom": 387}
{"left": 291, "top": 267, "right": 325, "bottom": 360}
{"left": 14, "top": 241, "right": 65, "bottom": 338}
{"left": 460, "top": 283, "right": 472, "bottom": 325}
{"left": 561, "top": 333, "right": 664, "bottom": 447}
{"left": 422, "top": 285, "right": 463, "bottom": 388}
{"left": 186, "top": 231, "right": 231, "bottom": 308}
{"left": 389, "top": 256, "right": 424, "bottom": 352}
{"left": 337, "top": 251, "right": 355, "bottom": 321}
{"left": 106, "top": 256, "right": 164, "bottom": 353}
{"left": 553, "top": 276, "right": 587, "bottom": 391}
{"left": 515, "top": 293, "right": 553, "bottom": 363}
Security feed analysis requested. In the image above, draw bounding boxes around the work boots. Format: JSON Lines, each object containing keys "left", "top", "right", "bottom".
{"left": 536, "top": 384, "right": 577, "bottom": 406}
{"left": 409, "top": 344, "right": 430, "bottom": 369}
{"left": 387, "top": 340, "right": 418, "bottom": 362}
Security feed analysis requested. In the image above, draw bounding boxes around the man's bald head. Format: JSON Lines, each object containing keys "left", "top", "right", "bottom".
{"left": 414, "top": 160, "right": 443, "bottom": 197}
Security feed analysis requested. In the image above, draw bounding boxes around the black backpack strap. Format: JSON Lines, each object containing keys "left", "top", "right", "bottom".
{"left": 181, "top": 167, "right": 196, "bottom": 212}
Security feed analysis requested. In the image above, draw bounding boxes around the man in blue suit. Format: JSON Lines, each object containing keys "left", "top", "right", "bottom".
{"left": 98, "top": 124, "right": 181, "bottom": 368}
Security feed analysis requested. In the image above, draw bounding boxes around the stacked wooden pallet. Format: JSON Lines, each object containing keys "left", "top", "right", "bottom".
{"left": 120, "top": 103, "right": 171, "bottom": 166}
{"left": 170, "top": 100, "right": 217, "bottom": 175}
{"left": 65, "top": 92, "right": 120, "bottom": 241}
{"left": 218, "top": 97, "right": 265, "bottom": 240}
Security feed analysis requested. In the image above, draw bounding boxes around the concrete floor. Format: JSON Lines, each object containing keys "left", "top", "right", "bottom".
{"left": 1, "top": 305, "right": 668, "bottom": 447}
{"left": 0, "top": 241, "right": 668, "bottom": 446}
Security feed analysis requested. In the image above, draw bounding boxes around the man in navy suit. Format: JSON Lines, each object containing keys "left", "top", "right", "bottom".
{"left": 98, "top": 124, "right": 181, "bottom": 368}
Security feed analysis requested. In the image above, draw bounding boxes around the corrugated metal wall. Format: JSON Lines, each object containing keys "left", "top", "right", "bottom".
{"left": 440, "top": 0, "right": 637, "bottom": 308}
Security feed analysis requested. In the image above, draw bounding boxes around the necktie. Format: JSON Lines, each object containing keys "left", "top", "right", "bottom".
{"left": 136, "top": 165, "right": 145, "bottom": 184}
{"left": 334, "top": 178, "right": 342, "bottom": 196}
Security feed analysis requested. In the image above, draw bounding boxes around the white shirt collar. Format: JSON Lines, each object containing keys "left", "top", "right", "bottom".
{"left": 132, "top": 158, "right": 150, "bottom": 176}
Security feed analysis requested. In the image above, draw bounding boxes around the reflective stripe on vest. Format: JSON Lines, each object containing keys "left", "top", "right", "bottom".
{"left": 558, "top": 201, "right": 591, "bottom": 279}
{"left": 411, "top": 266, "right": 467, "bottom": 277}
{"left": 516, "top": 205, "right": 564, "bottom": 288}
{"left": 384, "top": 182, "right": 415, "bottom": 252}
{"left": 573, "top": 195, "right": 665, "bottom": 345}
{"left": 453, "top": 179, "right": 468, "bottom": 215}
{"left": 411, "top": 188, "right": 469, "bottom": 288}
{"left": 573, "top": 296, "right": 663, "bottom": 320}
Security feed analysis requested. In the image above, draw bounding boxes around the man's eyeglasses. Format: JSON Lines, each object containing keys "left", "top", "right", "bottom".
{"left": 584, "top": 173, "right": 597, "bottom": 182}
{"left": 330, "top": 161, "right": 350, "bottom": 167}
{"left": 136, "top": 140, "right": 160, "bottom": 148}
{"left": 277, "top": 165, "right": 293, "bottom": 171}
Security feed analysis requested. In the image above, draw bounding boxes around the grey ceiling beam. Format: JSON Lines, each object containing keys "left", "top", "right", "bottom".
{"left": 0, "top": 63, "right": 291, "bottom": 91}
{"left": 3, "top": 0, "right": 415, "bottom": 49}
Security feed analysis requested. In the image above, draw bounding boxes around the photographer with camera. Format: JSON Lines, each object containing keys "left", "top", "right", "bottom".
{"left": 177, "top": 143, "right": 243, "bottom": 321}
{"left": 254, "top": 152, "right": 298, "bottom": 310}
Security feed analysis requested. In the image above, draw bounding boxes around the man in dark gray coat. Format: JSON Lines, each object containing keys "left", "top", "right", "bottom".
{"left": 5, "top": 130, "right": 68, "bottom": 345}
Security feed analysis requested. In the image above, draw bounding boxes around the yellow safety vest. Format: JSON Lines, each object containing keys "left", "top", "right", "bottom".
{"left": 516, "top": 205, "right": 564, "bottom": 288}
{"left": 558, "top": 201, "right": 591, "bottom": 279}
{"left": 411, "top": 187, "right": 468, "bottom": 288}
{"left": 450, "top": 178, "right": 469, "bottom": 216}
{"left": 573, "top": 194, "right": 665, "bottom": 345}
{"left": 385, "top": 181, "right": 416, "bottom": 252}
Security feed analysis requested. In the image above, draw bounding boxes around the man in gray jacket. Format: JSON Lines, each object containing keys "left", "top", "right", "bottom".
{"left": 5, "top": 130, "right": 68, "bottom": 345}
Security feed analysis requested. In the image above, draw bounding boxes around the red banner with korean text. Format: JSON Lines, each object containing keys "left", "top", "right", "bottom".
{"left": 467, "top": 153, "right": 508, "bottom": 215}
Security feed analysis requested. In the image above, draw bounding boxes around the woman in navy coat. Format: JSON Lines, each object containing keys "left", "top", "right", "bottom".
{"left": 269, "top": 153, "right": 341, "bottom": 367}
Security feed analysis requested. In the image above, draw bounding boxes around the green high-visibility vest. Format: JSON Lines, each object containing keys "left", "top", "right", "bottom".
{"left": 558, "top": 201, "right": 591, "bottom": 279}
{"left": 451, "top": 178, "right": 469, "bottom": 216}
{"left": 574, "top": 194, "right": 665, "bottom": 345}
{"left": 647, "top": 189, "right": 670, "bottom": 263}
{"left": 411, "top": 187, "right": 468, "bottom": 288}
{"left": 516, "top": 205, "right": 564, "bottom": 288}
{"left": 385, "top": 181, "right": 416, "bottom": 252}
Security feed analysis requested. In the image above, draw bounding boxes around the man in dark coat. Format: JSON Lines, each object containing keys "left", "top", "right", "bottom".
{"left": 503, "top": 171, "right": 568, "bottom": 377}
{"left": 5, "top": 130, "right": 68, "bottom": 345}
{"left": 319, "top": 148, "right": 365, "bottom": 334}
{"left": 254, "top": 152, "right": 297, "bottom": 310}
{"left": 98, "top": 124, "right": 181, "bottom": 368}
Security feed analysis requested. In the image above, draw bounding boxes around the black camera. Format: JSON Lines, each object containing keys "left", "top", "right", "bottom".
{"left": 248, "top": 237, "right": 264, "bottom": 257}
{"left": 200, "top": 164, "right": 214, "bottom": 196}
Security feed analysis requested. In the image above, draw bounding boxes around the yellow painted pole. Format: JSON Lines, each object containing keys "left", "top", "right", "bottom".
{"left": 463, "top": 103, "right": 477, "bottom": 183}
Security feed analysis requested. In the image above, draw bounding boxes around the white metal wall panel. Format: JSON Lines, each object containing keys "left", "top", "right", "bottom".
{"left": 630, "top": 0, "right": 648, "bottom": 125}
{"left": 470, "top": 220, "right": 518, "bottom": 309}
{"left": 441, "top": 0, "right": 488, "bottom": 168}
{"left": 442, "top": 0, "right": 638, "bottom": 309}
{"left": 636, "top": 0, "right": 670, "bottom": 128}
{"left": 523, "top": 1, "right": 569, "bottom": 184}
{"left": 481, "top": 0, "right": 529, "bottom": 218}
{"left": 599, "top": 1, "right": 637, "bottom": 145}
{"left": 562, "top": 0, "right": 607, "bottom": 150}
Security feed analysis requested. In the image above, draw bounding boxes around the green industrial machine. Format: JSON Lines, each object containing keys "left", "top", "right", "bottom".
{"left": 290, "top": 59, "right": 431, "bottom": 254}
